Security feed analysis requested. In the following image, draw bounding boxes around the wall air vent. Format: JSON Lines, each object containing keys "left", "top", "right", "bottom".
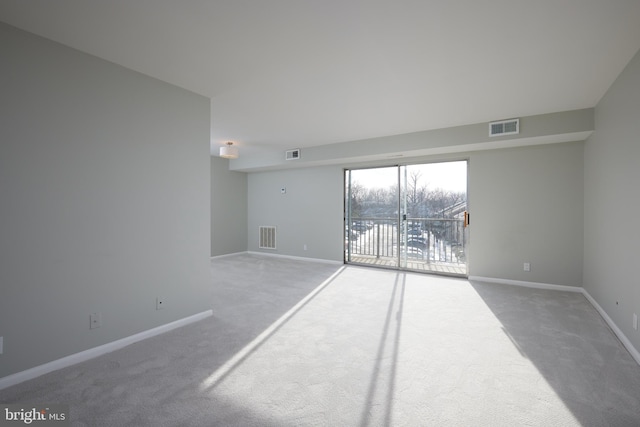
{"left": 259, "top": 226, "right": 277, "bottom": 249}
{"left": 285, "top": 149, "right": 301, "bottom": 160}
{"left": 489, "top": 118, "right": 520, "bottom": 137}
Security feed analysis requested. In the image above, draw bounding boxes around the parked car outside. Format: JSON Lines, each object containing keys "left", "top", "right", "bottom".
{"left": 406, "top": 239, "right": 427, "bottom": 250}
{"left": 407, "top": 228, "right": 422, "bottom": 236}
{"left": 351, "top": 221, "right": 368, "bottom": 232}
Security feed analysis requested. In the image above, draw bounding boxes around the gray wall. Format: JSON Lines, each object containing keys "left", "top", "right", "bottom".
{"left": 0, "top": 23, "right": 211, "bottom": 378}
{"left": 584, "top": 48, "right": 640, "bottom": 351}
{"left": 248, "top": 166, "right": 344, "bottom": 261}
{"left": 247, "top": 142, "right": 585, "bottom": 288}
{"left": 211, "top": 156, "right": 248, "bottom": 256}
{"left": 469, "top": 143, "right": 584, "bottom": 286}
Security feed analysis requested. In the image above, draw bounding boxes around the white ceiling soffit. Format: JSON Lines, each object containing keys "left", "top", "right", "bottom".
{"left": 1, "top": 0, "right": 640, "bottom": 161}
{"left": 227, "top": 109, "right": 595, "bottom": 172}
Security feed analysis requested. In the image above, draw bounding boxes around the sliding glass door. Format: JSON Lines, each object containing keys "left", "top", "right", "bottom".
{"left": 345, "top": 166, "right": 400, "bottom": 267}
{"left": 345, "top": 161, "right": 468, "bottom": 276}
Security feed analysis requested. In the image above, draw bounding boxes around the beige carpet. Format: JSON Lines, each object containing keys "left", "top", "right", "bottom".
{"left": 1, "top": 253, "right": 639, "bottom": 426}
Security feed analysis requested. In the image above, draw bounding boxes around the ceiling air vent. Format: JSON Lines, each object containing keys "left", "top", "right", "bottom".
{"left": 285, "top": 148, "right": 301, "bottom": 160}
{"left": 489, "top": 118, "right": 519, "bottom": 137}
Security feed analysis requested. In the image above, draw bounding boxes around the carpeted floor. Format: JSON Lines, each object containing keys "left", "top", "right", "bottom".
{"left": 1, "top": 253, "right": 639, "bottom": 426}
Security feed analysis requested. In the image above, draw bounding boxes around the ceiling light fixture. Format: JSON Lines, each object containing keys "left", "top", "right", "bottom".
{"left": 219, "top": 141, "right": 239, "bottom": 159}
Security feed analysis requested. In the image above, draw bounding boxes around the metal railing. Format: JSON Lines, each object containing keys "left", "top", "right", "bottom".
{"left": 346, "top": 217, "right": 466, "bottom": 266}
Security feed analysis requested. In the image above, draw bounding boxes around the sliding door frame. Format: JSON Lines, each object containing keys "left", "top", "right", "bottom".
{"left": 344, "top": 159, "right": 469, "bottom": 277}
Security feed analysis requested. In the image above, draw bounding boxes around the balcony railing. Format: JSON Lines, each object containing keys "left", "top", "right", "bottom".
{"left": 345, "top": 217, "right": 466, "bottom": 274}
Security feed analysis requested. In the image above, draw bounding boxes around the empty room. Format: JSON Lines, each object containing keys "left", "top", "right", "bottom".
{"left": 1, "top": 1, "right": 640, "bottom": 426}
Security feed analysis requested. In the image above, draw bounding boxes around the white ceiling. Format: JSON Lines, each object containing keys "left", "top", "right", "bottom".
{"left": 2, "top": 0, "right": 640, "bottom": 158}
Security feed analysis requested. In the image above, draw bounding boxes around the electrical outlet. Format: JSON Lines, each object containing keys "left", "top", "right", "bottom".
{"left": 634, "top": 313, "right": 638, "bottom": 331}
{"left": 156, "top": 297, "right": 165, "bottom": 310}
{"left": 303, "top": 244, "right": 308, "bottom": 251}
{"left": 523, "top": 262, "right": 531, "bottom": 272}
{"left": 90, "top": 313, "right": 102, "bottom": 329}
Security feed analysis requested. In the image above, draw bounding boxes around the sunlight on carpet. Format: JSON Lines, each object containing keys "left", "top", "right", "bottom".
{"left": 200, "top": 266, "right": 346, "bottom": 391}
{"left": 199, "top": 266, "right": 585, "bottom": 426}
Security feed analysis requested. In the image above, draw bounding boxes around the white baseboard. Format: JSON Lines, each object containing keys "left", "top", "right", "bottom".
{"left": 246, "top": 251, "right": 343, "bottom": 265}
{"left": 581, "top": 290, "right": 640, "bottom": 366}
{"left": 0, "top": 310, "right": 213, "bottom": 391}
{"left": 468, "top": 276, "right": 583, "bottom": 293}
{"left": 210, "top": 251, "right": 248, "bottom": 260}
{"left": 468, "top": 275, "right": 640, "bottom": 366}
